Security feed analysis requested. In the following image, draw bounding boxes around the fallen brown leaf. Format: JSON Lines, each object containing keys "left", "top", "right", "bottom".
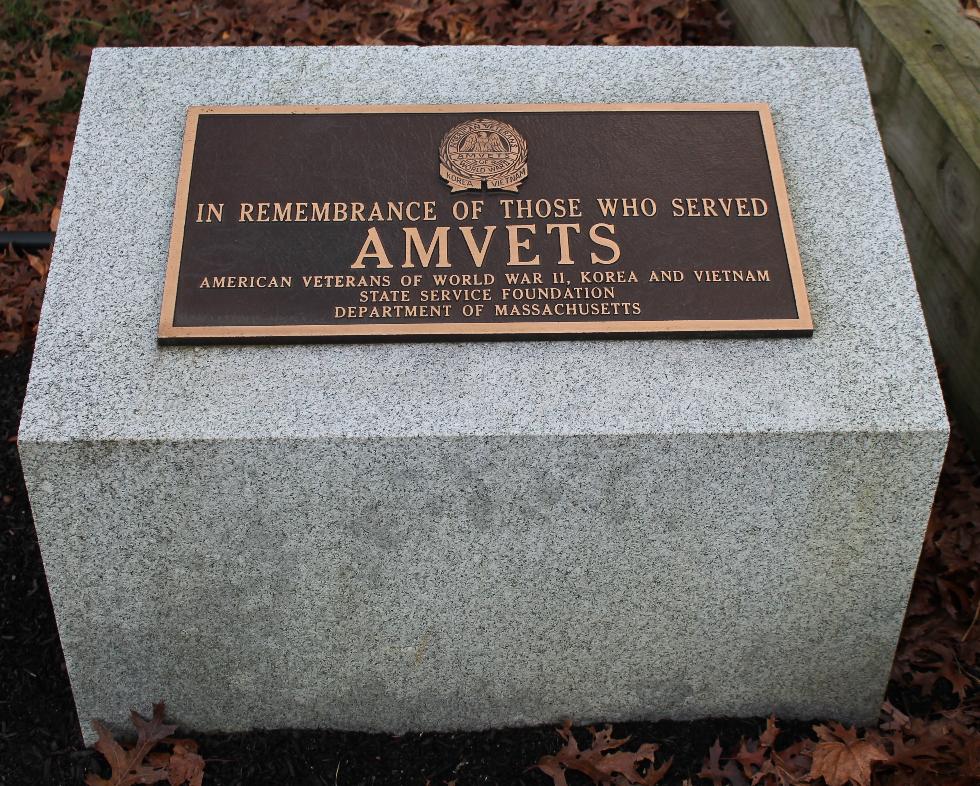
{"left": 537, "top": 721, "right": 672, "bottom": 786}
{"left": 808, "top": 723, "right": 888, "bottom": 786}
{"left": 86, "top": 703, "right": 176, "bottom": 786}
{"left": 85, "top": 703, "right": 204, "bottom": 786}
{"left": 164, "top": 740, "right": 205, "bottom": 786}
{"left": 697, "top": 738, "right": 745, "bottom": 786}
{"left": 0, "top": 159, "right": 41, "bottom": 204}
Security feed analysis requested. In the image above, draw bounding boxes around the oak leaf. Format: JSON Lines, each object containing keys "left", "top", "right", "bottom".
{"left": 698, "top": 738, "right": 746, "bottom": 786}
{"left": 759, "top": 716, "right": 780, "bottom": 750}
{"left": 86, "top": 703, "right": 204, "bottom": 786}
{"left": 86, "top": 703, "right": 176, "bottom": 786}
{"left": 0, "top": 159, "right": 40, "bottom": 204}
{"left": 537, "top": 721, "right": 672, "bottom": 785}
{"left": 12, "top": 48, "right": 69, "bottom": 104}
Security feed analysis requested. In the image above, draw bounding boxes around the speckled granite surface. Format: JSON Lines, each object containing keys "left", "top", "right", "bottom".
{"left": 19, "top": 46, "right": 948, "bottom": 743}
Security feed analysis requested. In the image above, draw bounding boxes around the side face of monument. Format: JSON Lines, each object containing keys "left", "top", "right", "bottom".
{"left": 18, "top": 46, "right": 948, "bottom": 742}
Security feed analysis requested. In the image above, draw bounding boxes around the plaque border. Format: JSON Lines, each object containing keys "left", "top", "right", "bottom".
{"left": 158, "top": 103, "right": 813, "bottom": 341}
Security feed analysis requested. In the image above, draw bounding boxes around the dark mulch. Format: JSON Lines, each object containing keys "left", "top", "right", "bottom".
{"left": 0, "top": 346, "right": 93, "bottom": 785}
{"left": 191, "top": 715, "right": 820, "bottom": 786}
{"left": 0, "top": 343, "right": 814, "bottom": 786}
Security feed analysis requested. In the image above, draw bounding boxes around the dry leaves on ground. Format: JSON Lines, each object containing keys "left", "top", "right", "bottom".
{"left": 698, "top": 716, "right": 811, "bottom": 786}
{"left": 892, "top": 433, "right": 980, "bottom": 703}
{"left": 87, "top": 702, "right": 204, "bottom": 786}
{"left": 691, "top": 709, "right": 980, "bottom": 786}
{"left": 0, "top": 244, "right": 49, "bottom": 353}
{"left": 809, "top": 724, "right": 889, "bottom": 786}
{"left": 537, "top": 721, "right": 672, "bottom": 785}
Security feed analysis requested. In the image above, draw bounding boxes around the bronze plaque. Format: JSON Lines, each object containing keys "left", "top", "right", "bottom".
{"left": 159, "top": 104, "right": 812, "bottom": 342}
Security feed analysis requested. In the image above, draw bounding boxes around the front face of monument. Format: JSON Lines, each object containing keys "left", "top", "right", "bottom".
{"left": 17, "top": 46, "right": 947, "bottom": 742}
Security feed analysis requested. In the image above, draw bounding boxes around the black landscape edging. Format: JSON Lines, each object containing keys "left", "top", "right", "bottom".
{"left": 0, "top": 231, "right": 54, "bottom": 252}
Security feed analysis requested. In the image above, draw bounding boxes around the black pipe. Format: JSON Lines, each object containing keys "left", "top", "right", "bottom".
{"left": 0, "top": 231, "right": 55, "bottom": 252}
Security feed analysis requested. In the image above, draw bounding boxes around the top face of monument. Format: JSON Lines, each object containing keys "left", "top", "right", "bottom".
{"left": 19, "top": 46, "right": 946, "bottom": 443}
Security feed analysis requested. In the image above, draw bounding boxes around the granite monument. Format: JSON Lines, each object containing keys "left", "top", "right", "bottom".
{"left": 18, "top": 45, "right": 947, "bottom": 743}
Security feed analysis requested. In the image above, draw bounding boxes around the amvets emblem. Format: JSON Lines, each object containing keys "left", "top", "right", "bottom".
{"left": 439, "top": 118, "right": 528, "bottom": 193}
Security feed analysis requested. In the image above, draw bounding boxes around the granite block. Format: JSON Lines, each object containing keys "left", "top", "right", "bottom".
{"left": 18, "top": 46, "right": 948, "bottom": 742}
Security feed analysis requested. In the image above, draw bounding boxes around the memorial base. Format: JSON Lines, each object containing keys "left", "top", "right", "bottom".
{"left": 19, "top": 45, "right": 947, "bottom": 742}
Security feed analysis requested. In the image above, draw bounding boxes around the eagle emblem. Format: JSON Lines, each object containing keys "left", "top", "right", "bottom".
{"left": 439, "top": 118, "right": 527, "bottom": 192}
